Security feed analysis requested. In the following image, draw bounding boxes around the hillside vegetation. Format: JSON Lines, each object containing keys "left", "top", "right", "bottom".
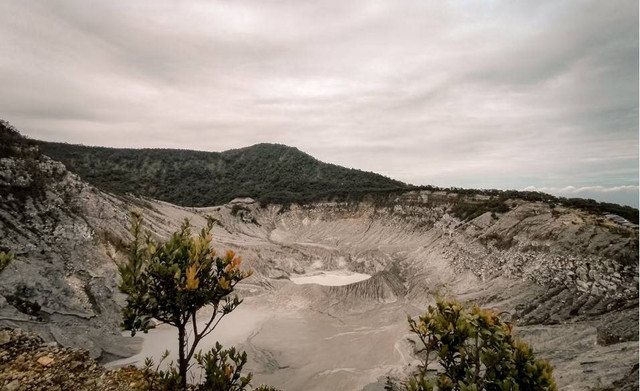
{"left": 38, "top": 141, "right": 406, "bottom": 207}
{"left": 37, "top": 139, "right": 638, "bottom": 223}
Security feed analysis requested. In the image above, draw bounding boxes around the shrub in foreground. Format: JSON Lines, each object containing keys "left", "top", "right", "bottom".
{"left": 403, "top": 299, "right": 556, "bottom": 391}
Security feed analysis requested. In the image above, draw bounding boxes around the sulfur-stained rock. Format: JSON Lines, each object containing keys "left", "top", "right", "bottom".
{"left": 36, "top": 355, "right": 54, "bottom": 366}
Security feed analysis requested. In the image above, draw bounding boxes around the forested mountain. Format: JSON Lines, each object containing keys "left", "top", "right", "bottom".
{"left": 38, "top": 141, "right": 407, "bottom": 207}
{"left": 36, "top": 139, "right": 639, "bottom": 223}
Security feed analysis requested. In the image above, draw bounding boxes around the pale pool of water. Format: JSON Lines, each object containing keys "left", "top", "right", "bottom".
{"left": 289, "top": 271, "right": 371, "bottom": 286}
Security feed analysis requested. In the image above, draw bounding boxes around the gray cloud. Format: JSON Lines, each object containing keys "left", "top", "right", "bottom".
{"left": 0, "top": 0, "right": 637, "bottom": 207}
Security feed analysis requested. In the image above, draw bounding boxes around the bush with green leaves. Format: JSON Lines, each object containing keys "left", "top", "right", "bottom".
{"left": 119, "top": 211, "right": 274, "bottom": 391}
{"left": 139, "top": 345, "right": 259, "bottom": 391}
{"left": 141, "top": 350, "right": 181, "bottom": 391}
{"left": 403, "top": 299, "right": 557, "bottom": 391}
{"left": 194, "top": 342, "right": 252, "bottom": 390}
{"left": 0, "top": 251, "right": 13, "bottom": 274}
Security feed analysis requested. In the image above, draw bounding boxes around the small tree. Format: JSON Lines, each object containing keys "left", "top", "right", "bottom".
{"left": 404, "top": 299, "right": 557, "bottom": 391}
{"left": 119, "top": 211, "right": 252, "bottom": 390}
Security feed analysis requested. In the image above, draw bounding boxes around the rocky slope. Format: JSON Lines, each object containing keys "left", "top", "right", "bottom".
{"left": 0, "top": 130, "right": 139, "bottom": 360}
{"left": 1, "top": 126, "right": 638, "bottom": 390}
{"left": 0, "top": 328, "right": 149, "bottom": 391}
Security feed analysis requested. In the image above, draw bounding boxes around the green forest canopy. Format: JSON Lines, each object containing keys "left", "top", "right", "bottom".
{"left": 11, "top": 128, "right": 634, "bottom": 224}
{"left": 38, "top": 141, "right": 407, "bottom": 207}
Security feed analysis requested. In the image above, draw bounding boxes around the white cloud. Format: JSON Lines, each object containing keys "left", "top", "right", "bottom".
{"left": 0, "top": 0, "right": 636, "bottom": 206}
{"left": 523, "top": 185, "right": 640, "bottom": 194}
{"left": 523, "top": 185, "right": 639, "bottom": 207}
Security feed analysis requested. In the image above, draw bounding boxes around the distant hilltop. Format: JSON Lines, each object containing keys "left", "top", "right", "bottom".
{"left": 37, "top": 141, "right": 407, "bottom": 207}
{"left": 36, "top": 139, "right": 639, "bottom": 224}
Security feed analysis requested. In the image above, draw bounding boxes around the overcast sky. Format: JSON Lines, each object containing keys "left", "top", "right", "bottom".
{"left": 1, "top": 1, "right": 638, "bottom": 207}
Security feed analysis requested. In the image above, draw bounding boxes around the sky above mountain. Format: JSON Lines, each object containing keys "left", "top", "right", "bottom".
{"left": 1, "top": 1, "right": 638, "bottom": 207}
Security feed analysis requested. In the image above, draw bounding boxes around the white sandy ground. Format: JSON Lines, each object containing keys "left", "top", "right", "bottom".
{"left": 106, "top": 306, "right": 272, "bottom": 370}
{"left": 289, "top": 271, "right": 372, "bottom": 286}
{"left": 106, "top": 297, "right": 420, "bottom": 390}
